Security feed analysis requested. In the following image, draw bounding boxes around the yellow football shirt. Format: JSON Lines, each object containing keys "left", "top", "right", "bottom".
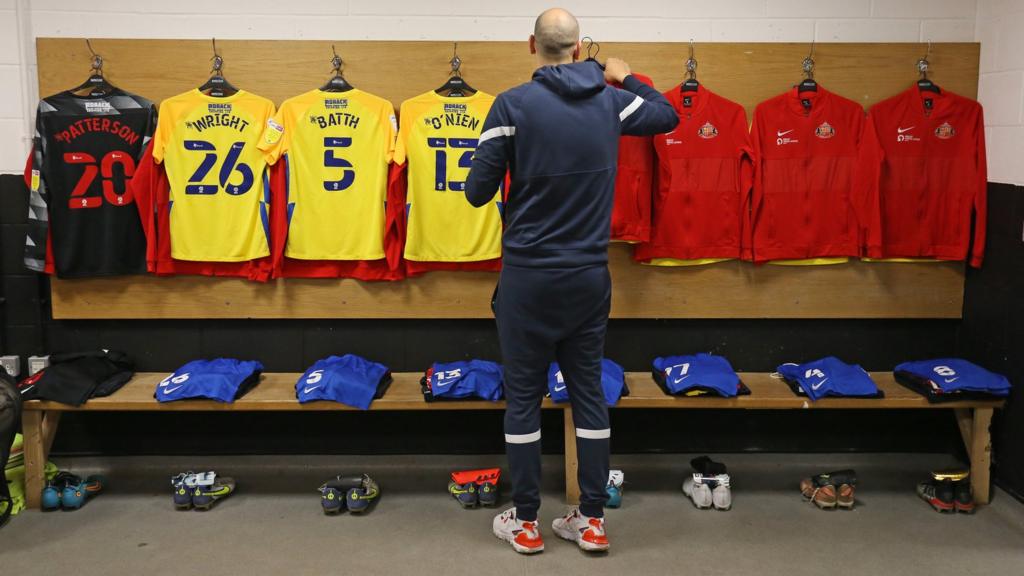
{"left": 152, "top": 89, "right": 275, "bottom": 262}
{"left": 258, "top": 89, "right": 396, "bottom": 261}
{"left": 394, "top": 90, "right": 502, "bottom": 262}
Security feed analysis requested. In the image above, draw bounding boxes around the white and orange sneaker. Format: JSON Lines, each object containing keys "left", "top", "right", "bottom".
{"left": 492, "top": 507, "right": 545, "bottom": 554}
{"left": 551, "top": 507, "right": 609, "bottom": 552}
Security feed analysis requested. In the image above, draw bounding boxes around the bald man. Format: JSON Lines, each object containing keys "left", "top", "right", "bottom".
{"left": 466, "top": 8, "right": 678, "bottom": 554}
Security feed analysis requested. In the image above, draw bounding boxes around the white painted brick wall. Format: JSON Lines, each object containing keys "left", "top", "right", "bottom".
{"left": 0, "top": 0, "right": 1017, "bottom": 184}
{"left": 976, "top": 0, "right": 1024, "bottom": 185}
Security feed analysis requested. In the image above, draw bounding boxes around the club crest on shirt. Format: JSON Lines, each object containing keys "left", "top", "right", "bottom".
{"left": 934, "top": 122, "right": 955, "bottom": 139}
{"left": 697, "top": 122, "right": 718, "bottom": 139}
{"left": 814, "top": 122, "right": 835, "bottom": 139}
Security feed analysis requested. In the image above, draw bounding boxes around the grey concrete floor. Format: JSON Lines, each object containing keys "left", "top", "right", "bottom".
{"left": 2, "top": 453, "right": 1024, "bottom": 575}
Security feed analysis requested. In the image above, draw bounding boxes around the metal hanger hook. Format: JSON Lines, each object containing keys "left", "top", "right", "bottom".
{"left": 802, "top": 40, "right": 815, "bottom": 80}
{"left": 449, "top": 42, "right": 462, "bottom": 77}
{"left": 582, "top": 36, "right": 600, "bottom": 60}
{"left": 330, "top": 45, "right": 343, "bottom": 75}
{"left": 85, "top": 39, "right": 103, "bottom": 75}
{"left": 210, "top": 38, "right": 224, "bottom": 75}
{"left": 685, "top": 39, "right": 697, "bottom": 80}
{"left": 917, "top": 39, "right": 931, "bottom": 79}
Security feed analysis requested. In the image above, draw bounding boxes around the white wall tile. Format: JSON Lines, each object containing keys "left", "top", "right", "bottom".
{"left": 978, "top": 71, "right": 1024, "bottom": 126}
{"left": 871, "top": 0, "right": 976, "bottom": 19}
{"left": 767, "top": 0, "right": 870, "bottom": 17}
{"left": 711, "top": 19, "right": 815, "bottom": 42}
{"left": 29, "top": 0, "right": 350, "bottom": 15}
{"left": 575, "top": 19, "right": 713, "bottom": 43}
{"left": 0, "top": 11, "right": 21, "bottom": 65}
{"left": 920, "top": 19, "right": 976, "bottom": 42}
{"left": 0, "top": 119, "right": 28, "bottom": 173}
{"left": 0, "top": 65, "right": 23, "bottom": 118}
{"left": 986, "top": 126, "right": 1024, "bottom": 185}
{"left": 977, "top": 0, "right": 1024, "bottom": 19}
{"left": 974, "top": 17, "right": 999, "bottom": 73}
{"left": 815, "top": 19, "right": 922, "bottom": 42}
{"left": 993, "top": 11, "right": 1024, "bottom": 72}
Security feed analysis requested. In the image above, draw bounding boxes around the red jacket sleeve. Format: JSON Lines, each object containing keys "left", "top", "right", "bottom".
{"left": 970, "top": 108, "right": 987, "bottom": 268}
{"left": 384, "top": 161, "right": 408, "bottom": 273}
{"left": 854, "top": 114, "right": 883, "bottom": 258}
{"left": 268, "top": 161, "right": 289, "bottom": 278}
{"left": 129, "top": 141, "right": 159, "bottom": 272}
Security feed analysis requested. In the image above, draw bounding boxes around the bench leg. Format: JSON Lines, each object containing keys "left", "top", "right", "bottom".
{"left": 564, "top": 407, "right": 580, "bottom": 504}
{"left": 969, "top": 408, "right": 993, "bottom": 505}
{"left": 22, "top": 411, "right": 46, "bottom": 510}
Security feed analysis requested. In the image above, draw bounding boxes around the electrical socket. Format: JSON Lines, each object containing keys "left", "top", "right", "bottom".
{"left": 28, "top": 355, "right": 50, "bottom": 375}
{"left": 0, "top": 355, "right": 20, "bottom": 378}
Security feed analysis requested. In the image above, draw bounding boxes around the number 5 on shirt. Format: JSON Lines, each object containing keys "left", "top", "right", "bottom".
{"left": 323, "top": 137, "right": 356, "bottom": 191}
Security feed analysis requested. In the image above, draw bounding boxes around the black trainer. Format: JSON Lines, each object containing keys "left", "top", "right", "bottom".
{"left": 917, "top": 479, "right": 955, "bottom": 513}
{"left": 953, "top": 480, "right": 976, "bottom": 514}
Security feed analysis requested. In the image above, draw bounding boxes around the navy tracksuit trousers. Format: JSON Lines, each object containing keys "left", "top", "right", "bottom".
{"left": 495, "top": 263, "right": 611, "bottom": 522}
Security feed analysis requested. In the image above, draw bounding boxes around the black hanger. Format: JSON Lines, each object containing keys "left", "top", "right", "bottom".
{"left": 681, "top": 39, "right": 699, "bottom": 93}
{"left": 435, "top": 43, "right": 476, "bottom": 97}
{"left": 916, "top": 41, "right": 941, "bottom": 94}
{"left": 320, "top": 46, "right": 354, "bottom": 92}
{"left": 198, "top": 39, "right": 238, "bottom": 98}
{"left": 796, "top": 41, "right": 818, "bottom": 92}
{"left": 69, "top": 40, "right": 116, "bottom": 97}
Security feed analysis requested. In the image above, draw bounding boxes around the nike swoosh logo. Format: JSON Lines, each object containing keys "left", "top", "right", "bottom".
{"left": 777, "top": 129, "right": 794, "bottom": 137}
{"left": 897, "top": 126, "right": 915, "bottom": 134}
{"left": 162, "top": 385, "right": 183, "bottom": 394}
{"left": 944, "top": 377, "right": 959, "bottom": 383}
{"left": 303, "top": 386, "right": 321, "bottom": 394}
{"left": 672, "top": 375, "right": 690, "bottom": 384}
{"left": 811, "top": 378, "right": 828, "bottom": 391}
{"left": 553, "top": 385, "right": 567, "bottom": 392}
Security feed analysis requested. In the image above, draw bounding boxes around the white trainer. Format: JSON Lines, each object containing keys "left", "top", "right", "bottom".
{"left": 492, "top": 507, "right": 545, "bottom": 554}
{"left": 683, "top": 475, "right": 714, "bottom": 509}
{"left": 712, "top": 474, "right": 732, "bottom": 511}
{"left": 551, "top": 507, "right": 610, "bottom": 552}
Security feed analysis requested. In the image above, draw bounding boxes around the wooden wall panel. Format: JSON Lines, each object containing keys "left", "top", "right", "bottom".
{"left": 38, "top": 39, "right": 977, "bottom": 320}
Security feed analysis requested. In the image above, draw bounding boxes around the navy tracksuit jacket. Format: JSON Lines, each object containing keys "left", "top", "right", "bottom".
{"left": 465, "top": 61, "right": 678, "bottom": 521}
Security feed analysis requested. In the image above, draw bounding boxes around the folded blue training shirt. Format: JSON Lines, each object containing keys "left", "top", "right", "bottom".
{"left": 547, "top": 358, "right": 626, "bottom": 406}
{"left": 155, "top": 358, "right": 264, "bottom": 403}
{"left": 776, "top": 357, "right": 878, "bottom": 401}
{"left": 895, "top": 359, "right": 1010, "bottom": 396}
{"left": 652, "top": 354, "right": 741, "bottom": 397}
{"left": 296, "top": 354, "right": 392, "bottom": 409}
{"left": 425, "top": 360, "right": 503, "bottom": 402}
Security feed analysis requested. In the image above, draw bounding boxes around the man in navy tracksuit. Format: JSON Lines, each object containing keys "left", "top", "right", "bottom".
{"left": 465, "top": 8, "right": 678, "bottom": 554}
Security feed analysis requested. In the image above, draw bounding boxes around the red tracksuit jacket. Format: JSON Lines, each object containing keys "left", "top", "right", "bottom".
{"left": 867, "top": 84, "right": 987, "bottom": 267}
{"left": 750, "top": 85, "right": 882, "bottom": 263}
{"left": 610, "top": 73, "right": 657, "bottom": 242}
{"left": 634, "top": 84, "right": 754, "bottom": 262}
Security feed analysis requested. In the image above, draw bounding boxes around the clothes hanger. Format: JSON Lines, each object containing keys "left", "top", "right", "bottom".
{"left": 69, "top": 39, "right": 116, "bottom": 97}
{"left": 320, "top": 46, "right": 354, "bottom": 92}
{"left": 197, "top": 38, "right": 239, "bottom": 98}
{"left": 434, "top": 43, "right": 476, "bottom": 97}
{"left": 681, "top": 39, "right": 699, "bottom": 93}
{"left": 796, "top": 41, "right": 818, "bottom": 93}
{"left": 916, "top": 41, "right": 941, "bottom": 94}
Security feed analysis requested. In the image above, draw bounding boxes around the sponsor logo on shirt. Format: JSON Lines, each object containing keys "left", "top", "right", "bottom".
{"left": 444, "top": 103, "right": 467, "bottom": 113}
{"left": 208, "top": 103, "right": 232, "bottom": 114}
{"left": 896, "top": 126, "right": 920, "bottom": 143}
{"left": 934, "top": 122, "right": 955, "bottom": 140}
{"left": 814, "top": 122, "right": 835, "bottom": 139}
{"left": 665, "top": 138, "right": 683, "bottom": 145}
{"left": 697, "top": 122, "right": 718, "bottom": 139}
{"left": 324, "top": 98, "right": 349, "bottom": 110}
{"left": 776, "top": 129, "right": 799, "bottom": 146}
{"left": 84, "top": 100, "right": 112, "bottom": 113}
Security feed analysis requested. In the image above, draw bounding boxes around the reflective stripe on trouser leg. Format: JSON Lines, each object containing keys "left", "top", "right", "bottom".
{"left": 505, "top": 430, "right": 541, "bottom": 444}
